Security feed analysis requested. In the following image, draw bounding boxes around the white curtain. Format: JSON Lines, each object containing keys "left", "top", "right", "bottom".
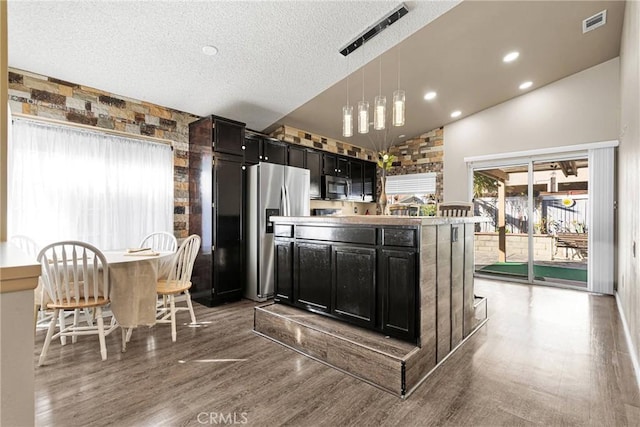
{"left": 8, "top": 118, "right": 173, "bottom": 250}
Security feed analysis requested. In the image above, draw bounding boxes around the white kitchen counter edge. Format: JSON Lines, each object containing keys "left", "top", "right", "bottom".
{"left": 0, "top": 242, "right": 40, "bottom": 293}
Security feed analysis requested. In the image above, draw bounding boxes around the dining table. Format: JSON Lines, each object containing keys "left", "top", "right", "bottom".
{"left": 102, "top": 249, "right": 176, "bottom": 350}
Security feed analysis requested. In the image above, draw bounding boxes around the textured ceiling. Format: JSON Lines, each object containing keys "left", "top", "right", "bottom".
{"left": 7, "top": 0, "right": 460, "bottom": 133}
{"left": 7, "top": 1, "right": 625, "bottom": 152}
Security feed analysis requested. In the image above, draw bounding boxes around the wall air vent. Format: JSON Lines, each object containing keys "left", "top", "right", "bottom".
{"left": 340, "top": 3, "right": 409, "bottom": 56}
{"left": 582, "top": 10, "right": 607, "bottom": 34}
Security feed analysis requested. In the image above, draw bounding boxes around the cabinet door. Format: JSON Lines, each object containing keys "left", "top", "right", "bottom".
{"left": 295, "top": 242, "right": 331, "bottom": 312}
{"left": 214, "top": 118, "right": 244, "bottom": 156}
{"left": 288, "top": 145, "right": 306, "bottom": 169}
{"left": 332, "top": 245, "right": 376, "bottom": 328}
{"left": 323, "top": 153, "right": 337, "bottom": 176}
{"left": 274, "top": 239, "right": 294, "bottom": 302}
{"left": 212, "top": 155, "right": 244, "bottom": 300}
{"left": 349, "top": 161, "right": 364, "bottom": 201}
{"left": 263, "top": 139, "right": 287, "bottom": 165}
{"left": 306, "top": 150, "right": 322, "bottom": 199}
{"left": 379, "top": 248, "right": 416, "bottom": 341}
{"left": 363, "top": 161, "right": 377, "bottom": 202}
{"left": 243, "top": 135, "right": 261, "bottom": 165}
{"left": 336, "top": 157, "right": 349, "bottom": 178}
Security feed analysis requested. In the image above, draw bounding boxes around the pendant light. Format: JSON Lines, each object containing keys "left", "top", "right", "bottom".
{"left": 342, "top": 52, "right": 353, "bottom": 137}
{"left": 358, "top": 64, "right": 369, "bottom": 134}
{"left": 392, "top": 47, "right": 405, "bottom": 127}
{"left": 374, "top": 56, "right": 386, "bottom": 130}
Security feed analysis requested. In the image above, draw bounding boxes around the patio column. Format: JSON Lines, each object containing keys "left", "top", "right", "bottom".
{"left": 498, "top": 181, "right": 506, "bottom": 262}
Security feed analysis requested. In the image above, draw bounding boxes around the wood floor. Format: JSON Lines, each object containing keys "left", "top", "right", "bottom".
{"left": 34, "top": 278, "right": 640, "bottom": 426}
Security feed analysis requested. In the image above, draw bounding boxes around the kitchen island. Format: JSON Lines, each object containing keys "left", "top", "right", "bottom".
{"left": 254, "top": 215, "right": 488, "bottom": 397}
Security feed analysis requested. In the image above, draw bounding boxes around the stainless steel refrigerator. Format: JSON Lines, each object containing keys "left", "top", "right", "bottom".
{"left": 246, "top": 162, "right": 310, "bottom": 301}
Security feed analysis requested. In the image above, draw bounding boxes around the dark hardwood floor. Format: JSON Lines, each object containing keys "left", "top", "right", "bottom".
{"left": 34, "top": 279, "right": 640, "bottom": 426}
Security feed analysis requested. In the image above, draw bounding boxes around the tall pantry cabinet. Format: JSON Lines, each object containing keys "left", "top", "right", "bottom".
{"left": 189, "top": 115, "right": 246, "bottom": 306}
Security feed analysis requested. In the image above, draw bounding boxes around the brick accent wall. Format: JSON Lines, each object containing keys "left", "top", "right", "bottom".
{"left": 270, "top": 125, "right": 377, "bottom": 161}
{"left": 271, "top": 125, "right": 445, "bottom": 206}
{"left": 387, "top": 127, "right": 444, "bottom": 201}
{"left": 7, "top": 68, "right": 199, "bottom": 238}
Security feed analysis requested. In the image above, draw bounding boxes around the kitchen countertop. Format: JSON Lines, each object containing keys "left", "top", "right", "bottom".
{"left": 270, "top": 215, "right": 490, "bottom": 226}
{"left": 0, "top": 242, "right": 40, "bottom": 293}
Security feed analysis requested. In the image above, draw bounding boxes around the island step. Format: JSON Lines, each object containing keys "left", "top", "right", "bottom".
{"left": 254, "top": 303, "right": 416, "bottom": 397}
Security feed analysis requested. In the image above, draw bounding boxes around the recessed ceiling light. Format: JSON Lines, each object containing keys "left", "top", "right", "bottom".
{"left": 424, "top": 91, "right": 437, "bottom": 101}
{"left": 519, "top": 81, "right": 533, "bottom": 90}
{"left": 503, "top": 51, "right": 519, "bottom": 63}
{"left": 202, "top": 45, "right": 218, "bottom": 56}
{"left": 450, "top": 110, "right": 461, "bottom": 118}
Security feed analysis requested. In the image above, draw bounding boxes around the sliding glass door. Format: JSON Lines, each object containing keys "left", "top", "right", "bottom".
{"left": 531, "top": 159, "right": 589, "bottom": 287}
{"left": 473, "top": 164, "right": 529, "bottom": 279}
{"left": 472, "top": 156, "right": 589, "bottom": 289}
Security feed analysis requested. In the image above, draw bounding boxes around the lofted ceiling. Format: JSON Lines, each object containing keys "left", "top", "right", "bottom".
{"left": 7, "top": 1, "right": 625, "bottom": 152}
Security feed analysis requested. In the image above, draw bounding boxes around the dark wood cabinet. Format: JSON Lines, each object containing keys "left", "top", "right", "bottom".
{"left": 379, "top": 248, "right": 416, "bottom": 341}
{"left": 243, "top": 134, "right": 286, "bottom": 165}
{"left": 213, "top": 117, "right": 245, "bottom": 156}
{"left": 306, "top": 150, "right": 322, "bottom": 199}
{"left": 337, "top": 157, "right": 349, "bottom": 178}
{"left": 332, "top": 245, "right": 376, "bottom": 328}
{"left": 288, "top": 145, "right": 306, "bottom": 169}
{"left": 349, "top": 160, "right": 364, "bottom": 201}
{"left": 274, "top": 240, "right": 294, "bottom": 302}
{"left": 263, "top": 138, "right": 287, "bottom": 165}
{"left": 295, "top": 242, "right": 332, "bottom": 312}
{"left": 243, "top": 134, "right": 261, "bottom": 165}
{"left": 189, "top": 115, "right": 245, "bottom": 307}
{"left": 323, "top": 153, "right": 337, "bottom": 176}
{"left": 273, "top": 221, "right": 419, "bottom": 342}
{"left": 363, "top": 161, "right": 377, "bottom": 202}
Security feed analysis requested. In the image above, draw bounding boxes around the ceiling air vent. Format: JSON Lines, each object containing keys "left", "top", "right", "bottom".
{"left": 583, "top": 10, "right": 607, "bottom": 34}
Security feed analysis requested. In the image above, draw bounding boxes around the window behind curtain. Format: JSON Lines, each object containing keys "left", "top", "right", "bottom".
{"left": 8, "top": 118, "right": 173, "bottom": 250}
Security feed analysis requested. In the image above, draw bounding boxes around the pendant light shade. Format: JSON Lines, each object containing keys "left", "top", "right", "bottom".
{"left": 358, "top": 100, "right": 369, "bottom": 134}
{"left": 342, "top": 105, "right": 353, "bottom": 137}
{"left": 392, "top": 89, "right": 405, "bottom": 127}
{"left": 374, "top": 95, "right": 386, "bottom": 130}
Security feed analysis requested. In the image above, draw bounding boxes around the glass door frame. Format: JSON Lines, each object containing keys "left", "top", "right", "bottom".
{"left": 468, "top": 151, "right": 589, "bottom": 290}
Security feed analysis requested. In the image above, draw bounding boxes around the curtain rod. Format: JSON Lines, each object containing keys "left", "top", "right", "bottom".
{"left": 11, "top": 112, "right": 175, "bottom": 147}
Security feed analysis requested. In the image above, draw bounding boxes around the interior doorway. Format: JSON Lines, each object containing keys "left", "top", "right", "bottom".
{"left": 472, "top": 157, "right": 589, "bottom": 289}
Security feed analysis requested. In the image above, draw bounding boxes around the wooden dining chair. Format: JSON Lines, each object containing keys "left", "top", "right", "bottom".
{"left": 139, "top": 231, "right": 178, "bottom": 252}
{"left": 37, "top": 241, "right": 118, "bottom": 365}
{"left": 156, "top": 234, "right": 200, "bottom": 342}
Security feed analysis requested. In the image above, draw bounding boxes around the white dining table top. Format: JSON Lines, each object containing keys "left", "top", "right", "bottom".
{"left": 101, "top": 250, "right": 175, "bottom": 265}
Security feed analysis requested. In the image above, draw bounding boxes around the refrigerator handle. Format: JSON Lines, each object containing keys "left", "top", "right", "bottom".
{"left": 284, "top": 185, "right": 290, "bottom": 216}
{"left": 280, "top": 185, "right": 287, "bottom": 216}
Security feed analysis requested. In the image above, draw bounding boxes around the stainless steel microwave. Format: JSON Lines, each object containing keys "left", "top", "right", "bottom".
{"left": 322, "top": 175, "right": 351, "bottom": 200}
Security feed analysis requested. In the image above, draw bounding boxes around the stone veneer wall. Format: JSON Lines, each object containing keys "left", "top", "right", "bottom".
{"left": 270, "top": 125, "right": 377, "bottom": 161}
{"left": 271, "top": 125, "right": 445, "bottom": 203}
{"left": 7, "top": 68, "right": 199, "bottom": 239}
{"left": 387, "top": 127, "right": 444, "bottom": 202}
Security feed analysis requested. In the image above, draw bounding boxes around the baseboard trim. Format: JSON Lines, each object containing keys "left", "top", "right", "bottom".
{"left": 615, "top": 291, "right": 640, "bottom": 392}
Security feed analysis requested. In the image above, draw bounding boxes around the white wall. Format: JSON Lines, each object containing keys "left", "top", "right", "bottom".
{"left": 443, "top": 57, "right": 620, "bottom": 201}
{"left": 616, "top": 0, "right": 640, "bottom": 383}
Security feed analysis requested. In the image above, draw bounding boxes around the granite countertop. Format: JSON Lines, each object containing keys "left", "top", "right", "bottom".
{"left": 270, "top": 215, "right": 490, "bottom": 226}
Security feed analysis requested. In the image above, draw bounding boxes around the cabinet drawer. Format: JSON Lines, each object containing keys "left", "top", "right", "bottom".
{"left": 296, "top": 226, "right": 376, "bottom": 245}
{"left": 381, "top": 228, "right": 417, "bottom": 248}
{"left": 274, "top": 224, "right": 293, "bottom": 238}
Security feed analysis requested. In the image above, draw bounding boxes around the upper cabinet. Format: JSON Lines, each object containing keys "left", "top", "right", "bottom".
{"left": 288, "top": 145, "right": 306, "bottom": 169}
{"left": 213, "top": 116, "right": 245, "bottom": 156}
{"left": 243, "top": 134, "right": 286, "bottom": 165}
{"left": 243, "top": 131, "right": 375, "bottom": 202}
{"left": 263, "top": 138, "right": 287, "bottom": 165}
{"left": 322, "top": 153, "right": 349, "bottom": 178}
{"left": 306, "top": 150, "right": 322, "bottom": 200}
